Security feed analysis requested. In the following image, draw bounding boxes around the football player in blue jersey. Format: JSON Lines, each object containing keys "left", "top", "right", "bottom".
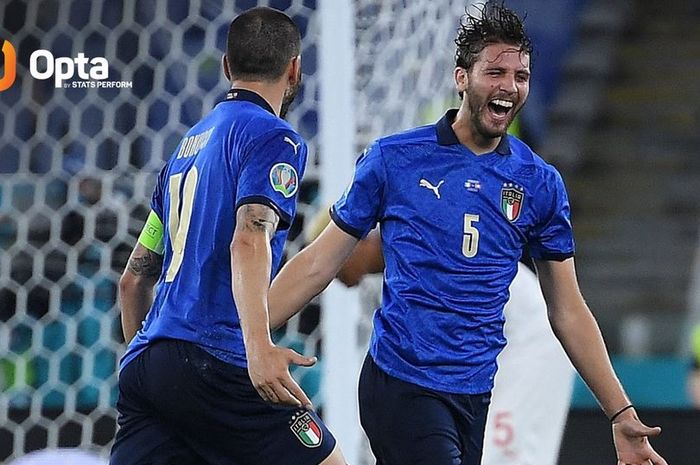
{"left": 267, "top": 3, "right": 668, "bottom": 465}
{"left": 111, "top": 7, "right": 345, "bottom": 465}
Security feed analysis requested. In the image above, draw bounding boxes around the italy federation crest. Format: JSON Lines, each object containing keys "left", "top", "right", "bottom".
{"left": 269, "top": 163, "right": 299, "bottom": 198}
{"left": 290, "top": 411, "right": 323, "bottom": 448}
{"left": 501, "top": 183, "right": 524, "bottom": 222}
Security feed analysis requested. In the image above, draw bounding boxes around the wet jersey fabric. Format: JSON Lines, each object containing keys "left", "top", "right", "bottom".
{"left": 331, "top": 109, "right": 574, "bottom": 394}
{"left": 121, "top": 89, "right": 307, "bottom": 371}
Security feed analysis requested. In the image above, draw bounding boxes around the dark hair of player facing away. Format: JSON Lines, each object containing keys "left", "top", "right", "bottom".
{"left": 226, "top": 7, "right": 301, "bottom": 81}
{"left": 454, "top": 1, "right": 533, "bottom": 72}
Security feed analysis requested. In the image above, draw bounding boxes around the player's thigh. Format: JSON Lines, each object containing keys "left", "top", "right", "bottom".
{"left": 143, "top": 339, "right": 337, "bottom": 465}
{"left": 318, "top": 445, "right": 346, "bottom": 465}
{"left": 110, "top": 353, "right": 203, "bottom": 465}
{"left": 110, "top": 420, "right": 201, "bottom": 465}
{"left": 358, "top": 354, "right": 462, "bottom": 465}
{"left": 453, "top": 392, "right": 491, "bottom": 465}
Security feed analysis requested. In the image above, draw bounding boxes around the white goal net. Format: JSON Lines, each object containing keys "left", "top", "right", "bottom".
{"left": 0, "top": 0, "right": 472, "bottom": 462}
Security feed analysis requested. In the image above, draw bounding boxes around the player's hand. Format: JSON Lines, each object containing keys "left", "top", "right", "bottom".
{"left": 246, "top": 341, "right": 316, "bottom": 409}
{"left": 612, "top": 410, "right": 668, "bottom": 465}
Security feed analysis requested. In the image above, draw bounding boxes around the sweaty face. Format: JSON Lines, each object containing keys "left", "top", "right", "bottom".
{"left": 280, "top": 66, "right": 302, "bottom": 119}
{"left": 464, "top": 43, "right": 530, "bottom": 139}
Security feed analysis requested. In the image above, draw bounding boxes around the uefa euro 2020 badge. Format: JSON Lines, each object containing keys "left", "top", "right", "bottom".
{"left": 501, "top": 183, "right": 524, "bottom": 222}
{"left": 289, "top": 411, "right": 323, "bottom": 448}
{"left": 269, "top": 163, "right": 299, "bottom": 198}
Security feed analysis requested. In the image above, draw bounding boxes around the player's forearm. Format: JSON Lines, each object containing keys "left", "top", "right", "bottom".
{"left": 119, "top": 243, "right": 162, "bottom": 343}
{"left": 231, "top": 230, "right": 274, "bottom": 349}
{"left": 118, "top": 273, "right": 154, "bottom": 343}
{"left": 269, "top": 222, "right": 360, "bottom": 330}
{"left": 269, "top": 247, "right": 334, "bottom": 329}
{"left": 548, "top": 302, "right": 630, "bottom": 417}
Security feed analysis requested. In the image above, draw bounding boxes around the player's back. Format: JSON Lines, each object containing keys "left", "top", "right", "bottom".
{"left": 121, "top": 90, "right": 307, "bottom": 370}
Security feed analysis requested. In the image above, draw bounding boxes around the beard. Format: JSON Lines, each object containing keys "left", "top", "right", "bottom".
{"left": 465, "top": 82, "right": 519, "bottom": 139}
{"left": 280, "top": 70, "right": 302, "bottom": 119}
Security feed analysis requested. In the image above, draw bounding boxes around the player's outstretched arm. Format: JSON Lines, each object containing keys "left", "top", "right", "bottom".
{"left": 119, "top": 243, "right": 163, "bottom": 343}
{"left": 268, "top": 221, "right": 360, "bottom": 330}
{"left": 231, "top": 203, "right": 316, "bottom": 409}
{"left": 301, "top": 208, "right": 383, "bottom": 288}
{"left": 334, "top": 230, "right": 383, "bottom": 287}
{"left": 535, "top": 258, "right": 668, "bottom": 465}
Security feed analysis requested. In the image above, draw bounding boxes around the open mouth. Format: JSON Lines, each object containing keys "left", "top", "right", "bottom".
{"left": 487, "top": 98, "right": 514, "bottom": 119}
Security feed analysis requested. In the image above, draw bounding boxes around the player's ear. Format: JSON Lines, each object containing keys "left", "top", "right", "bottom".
{"left": 454, "top": 67, "right": 468, "bottom": 95}
{"left": 222, "top": 54, "right": 231, "bottom": 81}
{"left": 288, "top": 55, "right": 302, "bottom": 86}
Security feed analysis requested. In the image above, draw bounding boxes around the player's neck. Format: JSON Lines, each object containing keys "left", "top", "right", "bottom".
{"left": 452, "top": 105, "right": 501, "bottom": 155}
{"left": 229, "top": 80, "right": 284, "bottom": 117}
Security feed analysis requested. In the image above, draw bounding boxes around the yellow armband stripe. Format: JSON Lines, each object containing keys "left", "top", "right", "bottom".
{"left": 693, "top": 325, "right": 700, "bottom": 365}
{"left": 137, "top": 210, "right": 164, "bottom": 255}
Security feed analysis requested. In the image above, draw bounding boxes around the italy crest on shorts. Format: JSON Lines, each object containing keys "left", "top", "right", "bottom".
{"left": 501, "top": 183, "right": 524, "bottom": 222}
{"left": 269, "top": 163, "right": 299, "bottom": 198}
{"left": 290, "top": 411, "right": 323, "bottom": 448}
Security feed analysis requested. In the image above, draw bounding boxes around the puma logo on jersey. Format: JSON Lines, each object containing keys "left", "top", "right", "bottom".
{"left": 284, "top": 136, "right": 301, "bottom": 155}
{"left": 419, "top": 179, "right": 444, "bottom": 199}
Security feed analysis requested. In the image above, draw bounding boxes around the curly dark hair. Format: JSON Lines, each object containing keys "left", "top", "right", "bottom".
{"left": 454, "top": 1, "right": 533, "bottom": 71}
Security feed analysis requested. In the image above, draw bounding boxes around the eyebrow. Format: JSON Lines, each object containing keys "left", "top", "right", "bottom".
{"left": 483, "top": 65, "right": 530, "bottom": 76}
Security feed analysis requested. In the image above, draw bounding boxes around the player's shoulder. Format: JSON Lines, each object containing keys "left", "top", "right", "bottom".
{"left": 249, "top": 114, "right": 302, "bottom": 146}
{"left": 362, "top": 124, "right": 436, "bottom": 165}
{"left": 375, "top": 124, "right": 436, "bottom": 152}
{"left": 219, "top": 102, "right": 299, "bottom": 139}
{"left": 215, "top": 103, "right": 306, "bottom": 161}
{"left": 506, "top": 135, "right": 564, "bottom": 182}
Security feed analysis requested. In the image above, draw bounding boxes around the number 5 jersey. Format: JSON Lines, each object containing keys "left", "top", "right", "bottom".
{"left": 331, "top": 109, "right": 575, "bottom": 394}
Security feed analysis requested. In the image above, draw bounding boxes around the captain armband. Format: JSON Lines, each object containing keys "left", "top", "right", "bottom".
{"left": 137, "top": 210, "right": 165, "bottom": 255}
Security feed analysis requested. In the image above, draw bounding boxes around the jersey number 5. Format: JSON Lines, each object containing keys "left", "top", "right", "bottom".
{"left": 462, "top": 213, "right": 480, "bottom": 258}
{"left": 165, "top": 167, "right": 199, "bottom": 282}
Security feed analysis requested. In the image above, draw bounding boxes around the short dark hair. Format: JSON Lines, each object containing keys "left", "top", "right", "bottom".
{"left": 454, "top": 1, "right": 533, "bottom": 71}
{"left": 227, "top": 7, "right": 301, "bottom": 81}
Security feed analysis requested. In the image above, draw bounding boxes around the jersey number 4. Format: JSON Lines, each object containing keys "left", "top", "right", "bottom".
{"left": 462, "top": 213, "right": 480, "bottom": 258}
{"left": 165, "top": 167, "right": 199, "bottom": 282}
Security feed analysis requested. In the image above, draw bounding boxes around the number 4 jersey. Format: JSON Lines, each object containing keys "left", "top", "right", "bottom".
{"left": 120, "top": 89, "right": 307, "bottom": 372}
{"left": 330, "top": 109, "right": 575, "bottom": 394}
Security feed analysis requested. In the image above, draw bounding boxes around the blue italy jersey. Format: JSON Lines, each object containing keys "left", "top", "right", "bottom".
{"left": 331, "top": 109, "right": 575, "bottom": 394}
{"left": 121, "top": 89, "right": 307, "bottom": 371}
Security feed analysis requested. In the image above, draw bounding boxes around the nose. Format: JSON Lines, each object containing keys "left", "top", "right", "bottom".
{"left": 499, "top": 75, "right": 517, "bottom": 94}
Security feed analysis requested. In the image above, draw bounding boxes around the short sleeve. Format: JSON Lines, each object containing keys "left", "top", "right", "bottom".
{"left": 149, "top": 164, "right": 169, "bottom": 222}
{"left": 235, "top": 129, "right": 307, "bottom": 230}
{"left": 330, "top": 142, "right": 386, "bottom": 239}
{"left": 527, "top": 169, "right": 575, "bottom": 261}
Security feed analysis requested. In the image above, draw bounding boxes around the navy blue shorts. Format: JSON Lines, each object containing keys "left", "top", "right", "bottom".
{"left": 110, "top": 339, "right": 336, "bottom": 465}
{"left": 359, "top": 354, "right": 491, "bottom": 465}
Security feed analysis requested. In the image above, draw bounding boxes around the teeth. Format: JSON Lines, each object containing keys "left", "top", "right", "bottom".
{"left": 491, "top": 99, "right": 513, "bottom": 108}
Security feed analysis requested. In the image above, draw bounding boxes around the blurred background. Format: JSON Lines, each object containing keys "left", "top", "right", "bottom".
{"left": 0, "top": 0, "right": 699, "bottom": 464}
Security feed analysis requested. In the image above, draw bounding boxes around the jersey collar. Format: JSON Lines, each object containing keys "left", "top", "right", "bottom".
{"left": 436, "top": 109, "right": 511, "bottom": 155}
{"left": 225, "top": 88, "right": 275, "bottom": 115}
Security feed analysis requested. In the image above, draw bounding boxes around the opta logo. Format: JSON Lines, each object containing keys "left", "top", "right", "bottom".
{"left": 0, "top": 39, "right": 17, "bottom": 92}
{"left": 30, "top": 50, "right": 108, "bottom": 88}
{"left": 0, "top": 41, "right": 131, "bottom": 90}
